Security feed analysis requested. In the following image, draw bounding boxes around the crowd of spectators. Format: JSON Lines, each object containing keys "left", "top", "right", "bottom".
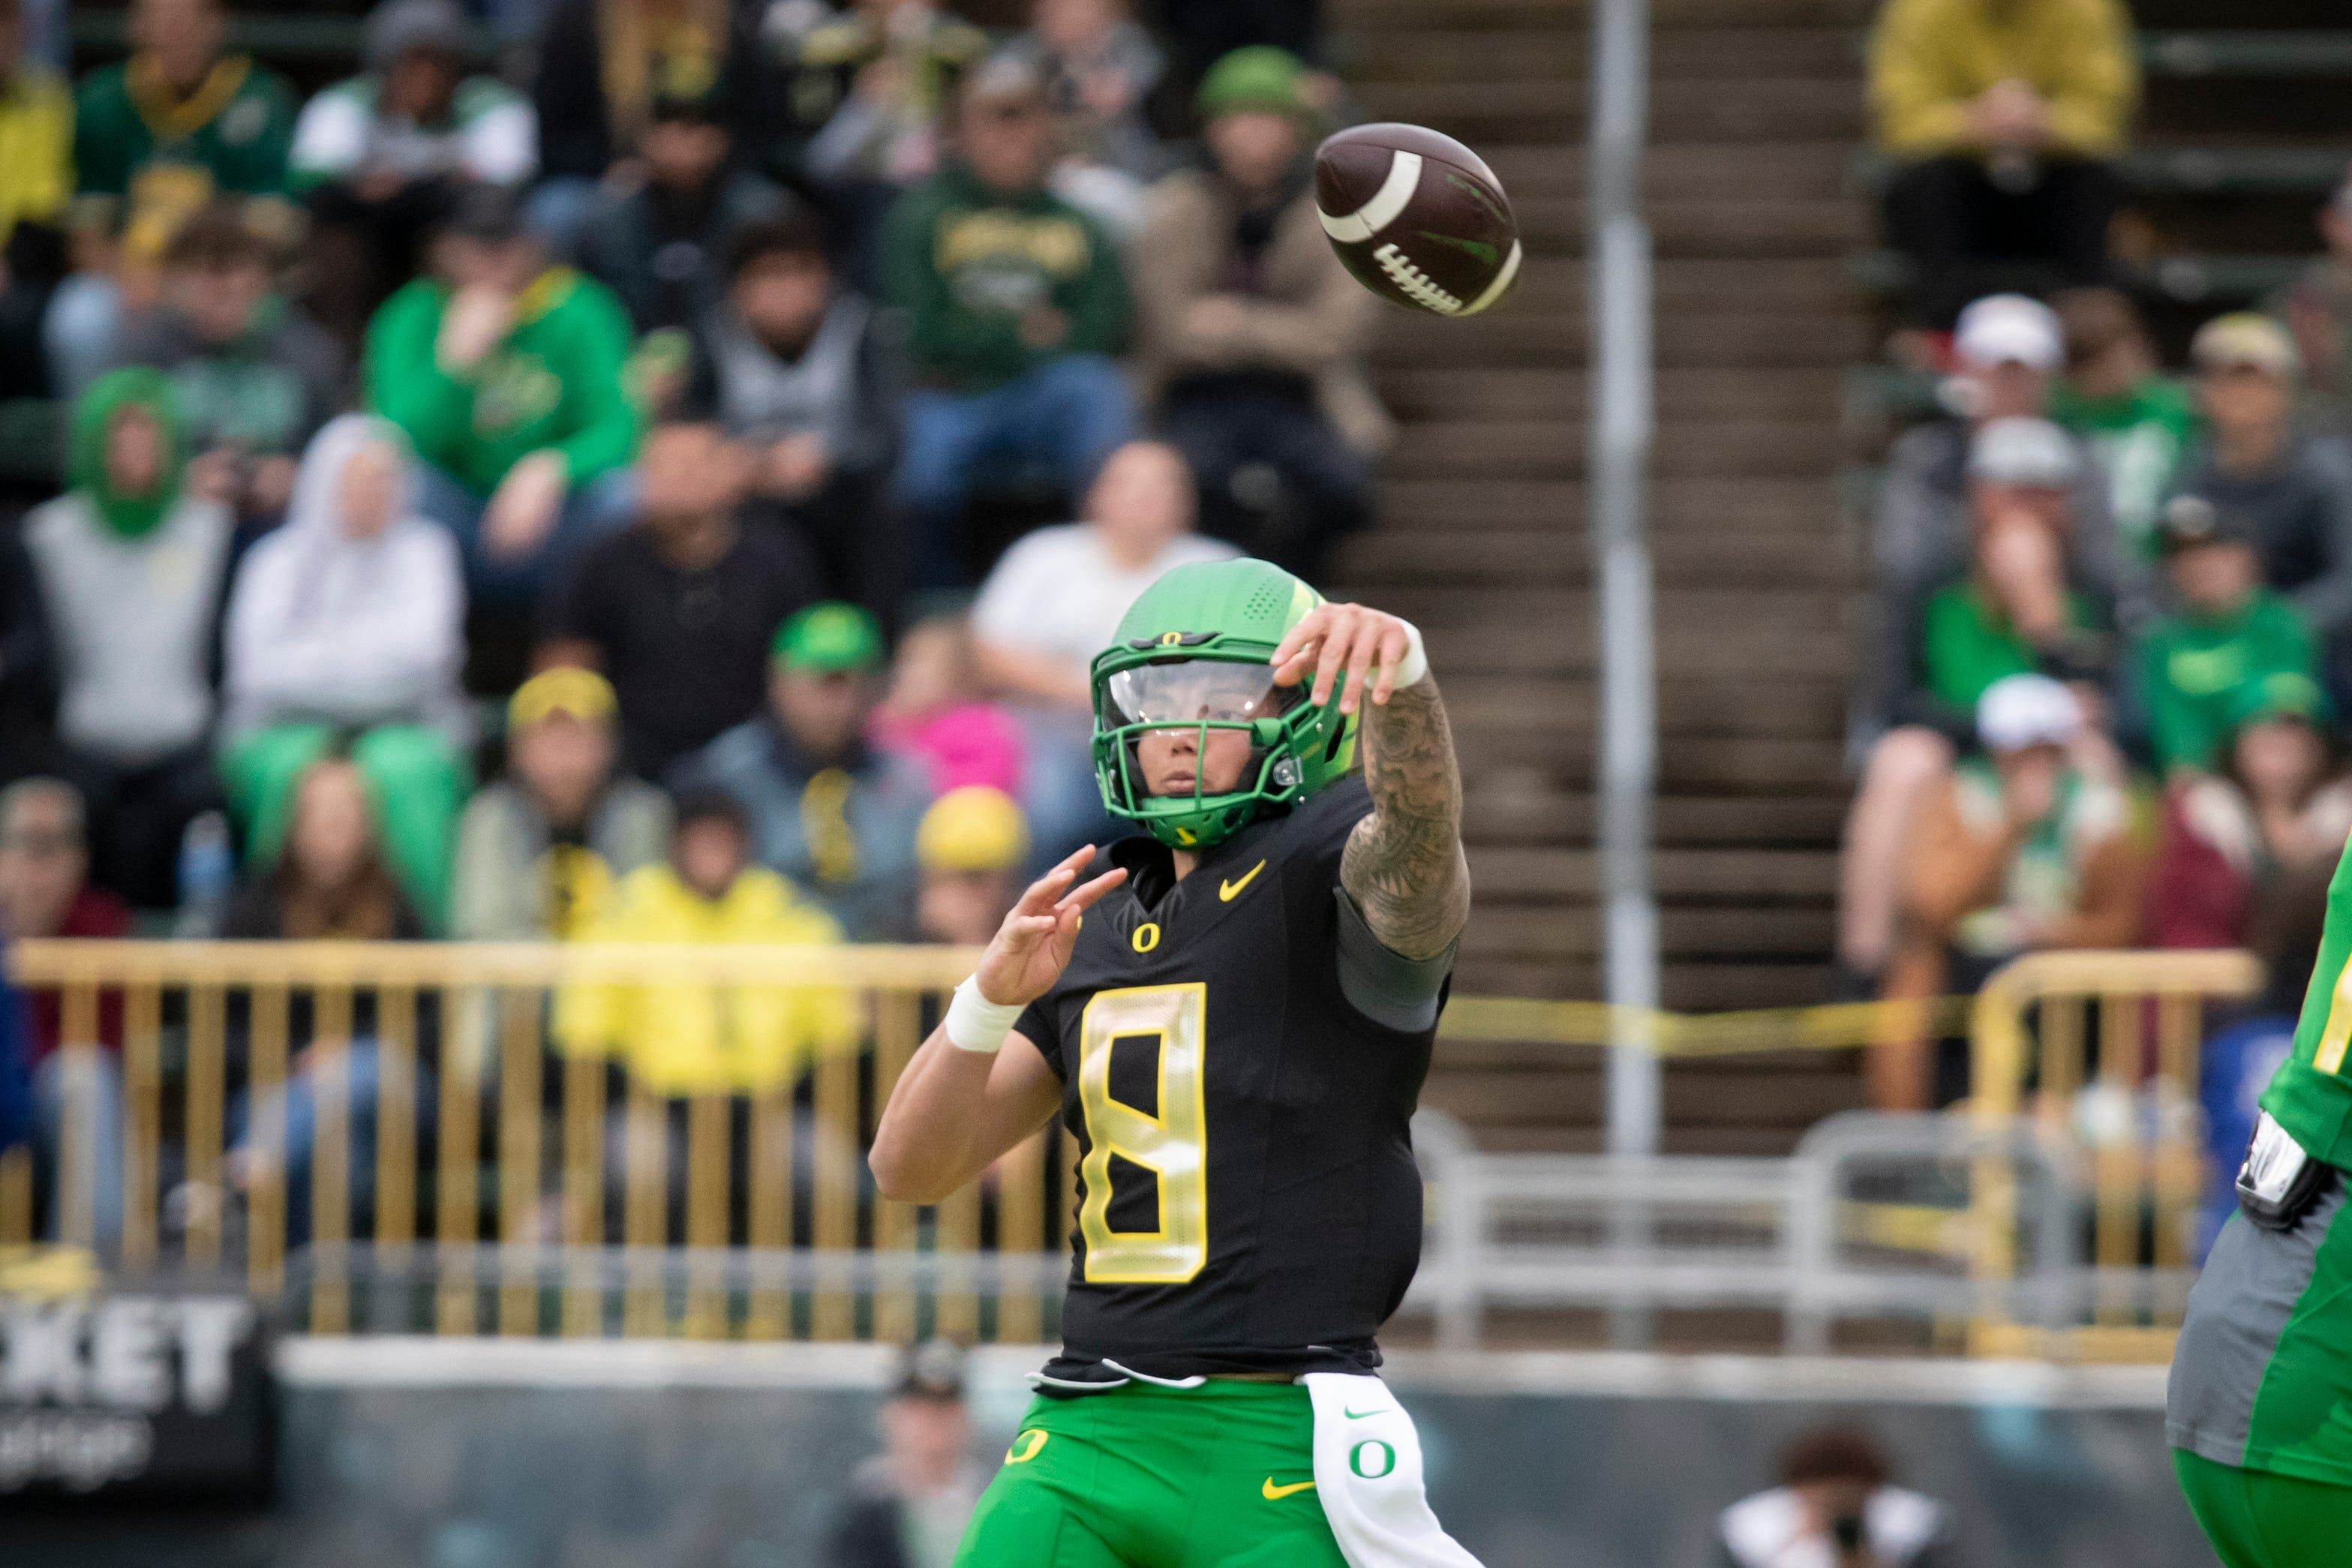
{"left": 0, "top": 0, "right": 1373, "bottom": 1239}
{"left": 1847, "top": 155, "right": 2352, "bottom": 1110}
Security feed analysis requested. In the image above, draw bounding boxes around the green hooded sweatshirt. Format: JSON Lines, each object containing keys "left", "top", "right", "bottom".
{"left": 71, "top": 367, "right": 187, "bottom": 538}
{"left": 363, "top": 267, "right": 640, "bottom": 497}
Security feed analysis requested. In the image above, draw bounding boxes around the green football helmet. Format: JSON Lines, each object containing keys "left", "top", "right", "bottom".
{"left": 1090, "top": 558, "right": 1359, "bottom": 851}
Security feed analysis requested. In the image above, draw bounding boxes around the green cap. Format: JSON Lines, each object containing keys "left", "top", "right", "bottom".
{"left": 2227, "top": 671, "right": 2331, "bottom": 732}
{"left": 773, "top": 602, "right": 884, "bottom": 673}
{"left": 1197, "top": 46, "right": 1311, "bottom": 120}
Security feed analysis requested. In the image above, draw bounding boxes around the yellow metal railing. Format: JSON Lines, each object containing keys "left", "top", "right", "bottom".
{"left": 1967, "top": 948, "right": 2264, "bottom": 1362}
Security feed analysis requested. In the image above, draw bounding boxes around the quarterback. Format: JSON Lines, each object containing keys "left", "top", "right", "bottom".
{"left": 872, "top": 558, "right": 1482, "bottom": 1567}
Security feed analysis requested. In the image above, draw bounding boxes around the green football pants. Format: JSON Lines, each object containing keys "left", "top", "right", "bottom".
{"left": 2175, "top": 1449, "right": 2352, "bottom": 1568}
{"left": 955, "top": 1380, "right": 1349, "bottom": 1568}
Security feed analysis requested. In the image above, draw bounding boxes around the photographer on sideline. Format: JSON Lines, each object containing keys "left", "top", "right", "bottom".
{"left": 1718, "top": 1426, "right": 1958, "bottom": 1568}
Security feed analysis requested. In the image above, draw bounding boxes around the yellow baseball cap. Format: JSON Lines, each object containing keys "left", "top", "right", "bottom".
{"left": 509, "top": 666, "right": 618, "bottom": 730}
{"left": 917, "top": 786, "right": 1030, "bottom": 875}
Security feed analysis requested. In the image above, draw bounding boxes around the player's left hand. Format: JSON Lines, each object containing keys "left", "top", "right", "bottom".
{"left": 1271, "top": 602, "right": 1416, "bottom": 716}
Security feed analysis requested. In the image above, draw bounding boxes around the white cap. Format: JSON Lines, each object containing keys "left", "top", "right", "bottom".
{"left": 1954, "top": 293, "right": 2064, "bottom": 374}
{"left": 1977, "top": 673, "right": 2081, "bottom": 752}
{"left": 1966, "top": 416, "right": 2079, "bottom": 488}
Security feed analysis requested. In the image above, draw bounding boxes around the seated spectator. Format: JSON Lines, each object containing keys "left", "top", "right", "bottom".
{"left": 529, "top": 0, "right": 783, "bottom": 254}
{"left": 2172, "top": 313, "right": 2352, "bottom": 693}
{"left": 673, "top": 602, "right": 930, "bottom": 940}
{"left": 1718, "top": 1425, "right": 1957, "bottom": 1568}
{"left": 539, "top": 416, "right": 819, "bottom": 779}
{"left": 913, "top": 785, "right": 1028, "bottom": 946}
{"left": 554, "top": 786, "right": 860, "bottom": 1100}
{"left": 1015, "top": 0, "right": 1169, "bottom": 239}
{"left": 0, "top": 779, "right": 130, "bottom": 1251}
{"left": 2050, "top": 287, "right": 2197, "bottom": 559}
{"left": 365, "top": 184, "right": 640, "bottom": 600}
{"left": 107, "top": 201, "right": 345, "bottom": 524}
{"left": 2149, "top": 674, "right": 2350, "bottom": 954}
{"left": 1135, "top": 46, "right": 1384, "bottom": 584}
{"left": 2137, "top": 496, "right": 2317, "bottom": 778}
{"left": 1843, "top": 416, "right": 2107, "bottom": 989}
{"left": 581, "top": 83, "right": 788, "bottom": 335}
{"left": 221, "top": 755, "right": 425, "bottom": 1241}
{"left": 24, "top": 370, "right": 231, "bottom": 909}
{"left": 0, "top": 0, "right": 72, "bottom": 401}
{"left": 882, "top": 51, "right": 1135, "bottom": 589}
{"left": 290, "top": 0, "right": 538, "bottom": 348}
{"left": 972, "top": 440, "right": 1233, "bottom": 855}
{"left": 1876, "top": 674, "right": 2141, "bottom": 1110}
{"left": 2270, "top": 170, "right": 2352, "bottom": 435}
{"left": 681, "top": 213, "right": 901, "bottom": 617}
{"left": 825, "top": 1340, "right": 985, "bottom": 1568}
{"left": 1869, "top": 0, "right": 2136, "bottom": 328}
{"left": 55, "top": 0, "right": 298, "bottom": 394}
{"left": 218, "top": 416, "right": 472, "bottom": 928}
{"left": 452, "top": 668, "right": 671, "bottom": 940}
{"left": 871, "top": 614, "right": 1026, "bottom": 799}
{"left": 1871, "top": 293, "right": 2113, "bottom": 620}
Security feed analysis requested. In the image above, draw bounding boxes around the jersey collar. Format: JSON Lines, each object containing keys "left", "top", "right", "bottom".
{"left": 1107, "top": 807, "right": 1290, "bottom": 913}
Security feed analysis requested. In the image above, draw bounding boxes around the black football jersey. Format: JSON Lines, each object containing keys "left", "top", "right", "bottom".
{"left": 1014, "top": 776, "right": 1447, "bottom": 1386}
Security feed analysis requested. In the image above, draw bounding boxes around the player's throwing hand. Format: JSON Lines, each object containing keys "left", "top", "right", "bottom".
{"left": 974, "top": 846, "right": 1128, "bottom": 1008}
{"left": 1269, "top": 602, "right": 1428, "bottom": 717}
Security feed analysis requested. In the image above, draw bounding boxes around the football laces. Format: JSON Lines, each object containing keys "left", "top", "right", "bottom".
{"left": 1374, "top": 242, "right": 1464, "bottom": 315}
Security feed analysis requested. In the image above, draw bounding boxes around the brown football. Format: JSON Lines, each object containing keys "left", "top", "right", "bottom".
{"left": 1314, "top": 122, "right": 1521, "bottom": 318}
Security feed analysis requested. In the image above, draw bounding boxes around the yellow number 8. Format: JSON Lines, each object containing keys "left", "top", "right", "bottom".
{"left": 1074, "top": 984, "right": 1209, "bottom": 1284}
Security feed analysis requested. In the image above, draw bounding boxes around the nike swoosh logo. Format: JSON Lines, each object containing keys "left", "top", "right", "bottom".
{"left": 1342, "top": 1405, "right": 1386, "bottom": 1419}
{"left": 1219, "top": 860, "right": 1268, "bottom": 902}
{"left": 1263, "top": 1477, "right": 1317, "bottom": 1500}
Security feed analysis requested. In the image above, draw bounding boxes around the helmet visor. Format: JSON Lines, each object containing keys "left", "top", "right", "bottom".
{"left": 1099, "top": 659, "right": 1299, "bottom": 731}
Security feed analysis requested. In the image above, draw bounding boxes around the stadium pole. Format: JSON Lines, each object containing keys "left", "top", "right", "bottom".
{"left": 1588, "top": 0, "right": 1660, "bottom": 1343}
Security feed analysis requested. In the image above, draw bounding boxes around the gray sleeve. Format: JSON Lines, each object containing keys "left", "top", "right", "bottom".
{"left": 1332, "top": 887, "right": 1452, "bottom": 1033}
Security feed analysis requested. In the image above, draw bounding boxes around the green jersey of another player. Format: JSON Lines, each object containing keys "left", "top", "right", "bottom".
{"left": 2172, "top": 835, "right": 2352, "bottom": 1567}
{"left": 870, "top": 557, "right": 1482, "bottom": 1568}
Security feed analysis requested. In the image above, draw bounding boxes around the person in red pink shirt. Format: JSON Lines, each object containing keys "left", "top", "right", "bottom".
{"left": 0, "top": 777, "right": 132, "bottom": 1248}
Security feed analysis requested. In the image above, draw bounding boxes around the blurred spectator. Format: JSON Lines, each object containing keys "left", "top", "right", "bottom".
{"left": 913, "top": 785, "right": 1027, "bottom": 945}
{"left": 107, "top": 201, "right": 345, "bottom": 522}
{"left": 2136, "top": 496, "right": 2317, "bottom": 778}
{"left": 1717, "top": 1425, "right": 1957, "bottom": 1568}
{"left": 673, "top": 602, "right": 930, "bottom": 939}
{"left": 1843, "top": 416, "right": 2107, "bottom": 988}
{"left": 0, "top": 0, "right": 72, "bottom": 401}
{"left": 1871, "top": 294, "right": 2113, "bottom": 616}
{"left": 0, "top": 779, "right": 129, "bottom": 1251}
{"left": 2271, "top": 170, "right": 2352, "bottom": 434}
{"left": 221, "top": 755, "right": 425, "bottom": 1239}
{"left": 2147, "top": 674, "right": 2348, "bottom": 953}
{"left": 2050, "top": 287, "right": 2196, "bottom": 560}
{"left": 530, "top": 0, "right": 783, "bottom": 251}
{"left": 539, "top": 417, "right": 819, "bottom": 779}
{"left": 1012, "top": 0, "right": 1167, "bottom": 240}
{"left": 826, "top": 1339, "right": 985, "bottom": 1568}
{"left": 882, "top": 51, "right": 1134, "bottom": 589}
{"left": 218, "top": 416, "right": 472, "bottom": 928}
{"left": 554, "top": 786, "right": 859, "bottom": 1098}
{"left": 24, "top": 370, "right": 231, "bottom": 909}
{"left": 365, "top": 184, "right": 640, "bottom": 600}
{"left": 452, "top": 668, "right": 671, "bottom": 940}
{"left": 681, "top": 212, "right": 902, "bottom": 617}
{"left": 1877, "top": 674, "right": 2140, "bottom": 1110}
{"left": 2172, "top": 313, "right": 2352, "bottom": 684}
{"left": 871, "top": 614, "right": 1026, "bottom": 799}
{"left": 55, "top": 0, "right": 299, "bottom": 398}
{"left": 581, "top": 84, "right": 788, "bottom": 335}
{"left": 291, "top": 0, "right": 538, "bottom": 347}
{"left": 1869, "top": 0, "right": 2136, "bottom": 327}
{"left": 1135, "top": 45, "right": 1384, "bottom": 582}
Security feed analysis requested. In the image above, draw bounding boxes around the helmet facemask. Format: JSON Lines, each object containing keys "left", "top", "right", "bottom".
{"left": 1092, "top": 652, "right": 1335, "bottom": 849}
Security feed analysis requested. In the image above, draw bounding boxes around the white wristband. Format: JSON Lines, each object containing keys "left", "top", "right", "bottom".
{"left": 1390, "top": 618, "right": 1428, "bottom": 689}
{"left": 944, "top": 975, "right": 1023, "bottom": 1054}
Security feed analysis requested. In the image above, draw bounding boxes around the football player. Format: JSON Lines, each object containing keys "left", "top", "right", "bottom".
{"left": 873, "top": 557, "right": 1482, "bottom": 1566}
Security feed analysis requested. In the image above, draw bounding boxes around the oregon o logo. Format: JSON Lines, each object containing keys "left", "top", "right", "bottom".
{"left": 1350, "top": 1439, "right": 1396, "bottom": 1479}
{"left": 1159, "top": 631, "right": 1183, "bottom": 646}
{"left": 1131, "top": 922, "right": 1161, "bottom": 954}
{"left": 1007, "top": 1429, "right": 1050, "bottom": 1464}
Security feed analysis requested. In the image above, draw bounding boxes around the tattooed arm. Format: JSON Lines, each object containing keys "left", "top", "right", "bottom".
{"left": 1270, "top": 604, "right": 1471, "bottom": 960}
